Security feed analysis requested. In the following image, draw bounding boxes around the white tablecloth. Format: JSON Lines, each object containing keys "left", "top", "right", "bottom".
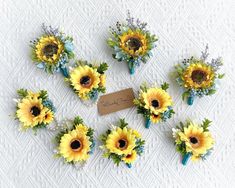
{"left": 0, "top": 0, "right": 234, "bottom": 187}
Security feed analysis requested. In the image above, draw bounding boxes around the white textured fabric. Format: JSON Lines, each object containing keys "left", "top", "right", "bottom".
{"left": 0, "top": 0, "right": 235, "bottom": 187}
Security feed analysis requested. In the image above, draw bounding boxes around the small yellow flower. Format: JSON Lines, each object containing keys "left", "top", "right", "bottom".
{"left": 142, "top": 88, "right": 173, "bottom": 114}
{"left": 119, "top": 29, "right": 148, "bottom": 56}
{"left": 150, "top": 113, "right": 161, "bottom": 123}
{"left": 178, "top": 123, "right": 214, "bottom": 157}
{"left": 16, "top": 96, "right": 46, "bottom": 128}
{"left": 132, "top": 129, "right": 141, "bottom": 138}
{"left": 59, "top": 125, "right": 91, "bottom": 162}
{"left": 106, "top": 127, "right": 136, "bottom": 155}
{"left": 182, "top": 61, "right": 215, "bottom": 89}
{"left": 99, "top": 74, "right": 106, "bottom": 87}
{"left": 43, "top": 109, "right": 54, "bottom": 124}
{"left": 122, "top": 150, "right": 137, "bottom": 164}
{"left": 74, "top": 124, "right": 89, "bottom": 135}
{"left": 69, "top": 65, "right": 100, "bottom": 100}
{"left": 35, "top": 36, "right": 64, "bottom": 64}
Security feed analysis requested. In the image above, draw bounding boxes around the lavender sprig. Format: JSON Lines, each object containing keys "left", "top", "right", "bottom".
{"left": 200, "top": 44, "right": 209, "bottom": 61}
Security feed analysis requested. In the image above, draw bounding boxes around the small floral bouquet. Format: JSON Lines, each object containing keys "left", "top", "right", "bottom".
{"left": 99, "top": 119, "right": 145, "bottom": 168}
{"left": 174, "top": 45, "right": 224, "bottom": 105}
{"left": 107, "top": 11, "right": 158, "bottom": 75}
{"left": 30, "top": 24, "right": 75, "bottom": 76}
{"left": 134, "top": 83, "right": 174, "bottom": 128}
{"left": 172, "top": 119, "right": 214, "bottom": 165}
{"left": 66, "top": 60, "right": 108, "bottom": 103}
{"left": 15, "top": 89, "right": 56, "bottom": 133}
{"left": 54, "top": 116, "right": 95, "bottom": 168}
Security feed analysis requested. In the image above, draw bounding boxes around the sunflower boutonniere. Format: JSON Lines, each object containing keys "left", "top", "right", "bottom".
{"left": 14, "top": 89, "right": 56, "bottom": 133}
{"left": 66, "top": 60, "right": 108, "bottom": 104}
{"left": 53, "top": 116, "right": 95, "bottom": 168}
{"left": 134, "top": 82, "right": 174, "bottom": 128}
{"left": 99, "top": 119, "right": 145, "bottom": 168}
{"left": 30, "top": 24, "right": 75, "bottom": 77}
{"left": 107, "top": 10, "right": 158, "bottom": 75}
{"left": 172, "top": 119, "right": 214, "bottom": 165}
{"left": 174, "top": 45, "right": 224, "bottom": 105}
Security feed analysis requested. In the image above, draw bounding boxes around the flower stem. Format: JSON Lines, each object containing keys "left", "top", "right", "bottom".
{"left": 145, "top": 118, "right": 151, "bottom": 129}
{"left": 126, "top": 163, "right": 132, "bottom": 168}
{"left": 128, "top": 61, "right": 135, "bottom": 75}
{"left": 187, "top": 96, "right": 194, "bottom": 105}
{"left": 60, "top": 66, "right": 69, "bottom": 78}
{"left": 182, "top": 153, "right": 192, "bottom": 165}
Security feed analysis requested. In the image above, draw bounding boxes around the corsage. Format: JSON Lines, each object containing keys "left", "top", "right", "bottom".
{"left": 174, "top": 45, "right": 224, "bottom": 105}
{"left": 14, "top": 89, "right": 56, "bottom": 133}
{"left": 53, "top": 116, "right": 95, "bottom": 168}
{"left": 30, "top": 24, "right": 75, "bottom": 77}
{"left": 134, "top": 82, "right": 174, "bottom": 128}
{"left": 66, "top": 60, "right": 108, "bottom": 104}
{"left": 107, "top": 11, "right": 158, "bottom": 75}
{"left": 172, "top": 119, "right": 214, "bottom": 165}
{"left": 99, "top": 119, "right": 145, "bottom": 168}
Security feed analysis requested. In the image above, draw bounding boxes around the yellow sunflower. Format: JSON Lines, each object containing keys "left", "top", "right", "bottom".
{"left": 43, "top": 109, "right": 54, "bottom": 124}
{"left": 120, "top": 29, "right": 148, "bottom": 56}
{"left": 27, "top": 91, "right": 40, "bottom": 99}
{"left": 16, "top": 96, "right": 46, "bottom": 128}
{"left": 132, "top": 129, "right": 141, "bottom": 139}
{"left": 150, "top": 113, "right": 161, "bottom": 123}
{"left": 142, "top": 88, "right": 172, "bottom": 114}
{"left": 59, "top": 124, "right": 91, "bottom": 162}
{"left": 106, "top": 127, "right": 136, "bottom": 155}
{"left": 122, "top": 150, "right": 137, "bottom": 164}
{"left": 99, "top": 74, "right": 106, "bottom": 87}
{"left": 178, "top": 123, "right": 214, "bottom": 159}
{"left": 70, "top": 65, "right": 100, "bottom": 99}
{"left": 35, "top": 36, "right": 64, "bottom": 64}
{"left": 183, "top": 62, "right": 215, "bottom": 89}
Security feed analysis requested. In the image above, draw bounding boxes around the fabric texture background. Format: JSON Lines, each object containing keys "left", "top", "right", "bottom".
{"left": 0, "top": 0, "right": 235, "bottom": 187}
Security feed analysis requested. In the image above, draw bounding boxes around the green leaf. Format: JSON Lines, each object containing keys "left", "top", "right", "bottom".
{"left": 109, "top": 153, "right": 123, "bottom": 166}
{"left": 161, "top": 82, "right": 169, "bottom": 91}
{"left": 17, "top": 89, "right": 28, "bottom": 98}
{"left": 201, "top": 118, "right": 212, "bottom": 132}
{"left": 39, "top": 90, "right": 48, "bottom": 100}
{"left": 67, "top": 51, "right": 75, "bottom": 59}
{"left": 119, "top": 119, "right": 128, "bottom": 129}
{"left": 182, "top": 91, "right": 190, "bottom": 100}
{"left": 140, "top": 83, "right": 148, "bottom": 92}
{"left": 73, "top": 116, "right": 83, "bottom": 125}
{"left": 97, "top": 63, "right": 108, "bottom": 74}
{"left": 207, "top": 89, "right": 216, "bottom": 95}
{"left": 218, "top": 73, "right": 225, "bottom": 79}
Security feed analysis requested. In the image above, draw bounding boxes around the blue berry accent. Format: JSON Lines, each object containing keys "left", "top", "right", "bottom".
{"left": 126, "top": 163, "right": 132, "bottom": 168}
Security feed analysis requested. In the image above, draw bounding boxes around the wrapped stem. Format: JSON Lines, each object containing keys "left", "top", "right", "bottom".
{"left": 182, "top": 153, "right": 192, "bottom": 165}
{"left": 145, "top": 118, "right": 151, "bottom": 128}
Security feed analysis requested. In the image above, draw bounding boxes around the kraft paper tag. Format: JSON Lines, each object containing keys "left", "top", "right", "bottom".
{"left": 97, "top": 88, "right": 135, "bottom": 115}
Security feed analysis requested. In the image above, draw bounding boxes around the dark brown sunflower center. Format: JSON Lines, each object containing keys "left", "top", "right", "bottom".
{"left": 30, "top": 106, "right": 41, "bottom": 116}
{"left": 43, "top": 43, "right": 58, "bottom": 58}
{"left": 191, "top": 70, "right": 207, "bottom": 84}
{"left": 70, "top": 139, "right": 81, "bottom": 150}
{"left": 126, "top": 37, "right": 142, "bottom": 51}
{"left": 118, "top": 139, "right": 127, "bottom": 149}
{"left": 151, "top": 100, "right": 159, "bottom": 108}
{"left": 126, "top": 154, "right": 132, "bottom": 158}
{"left": 80, "top": 76, "right": 91, "bottom": 86}
{"left": 153, "top": 114, "right": 159, "bottom": 118}
{"left": 189, "top": 137, "right": 198, "bottom": 144}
